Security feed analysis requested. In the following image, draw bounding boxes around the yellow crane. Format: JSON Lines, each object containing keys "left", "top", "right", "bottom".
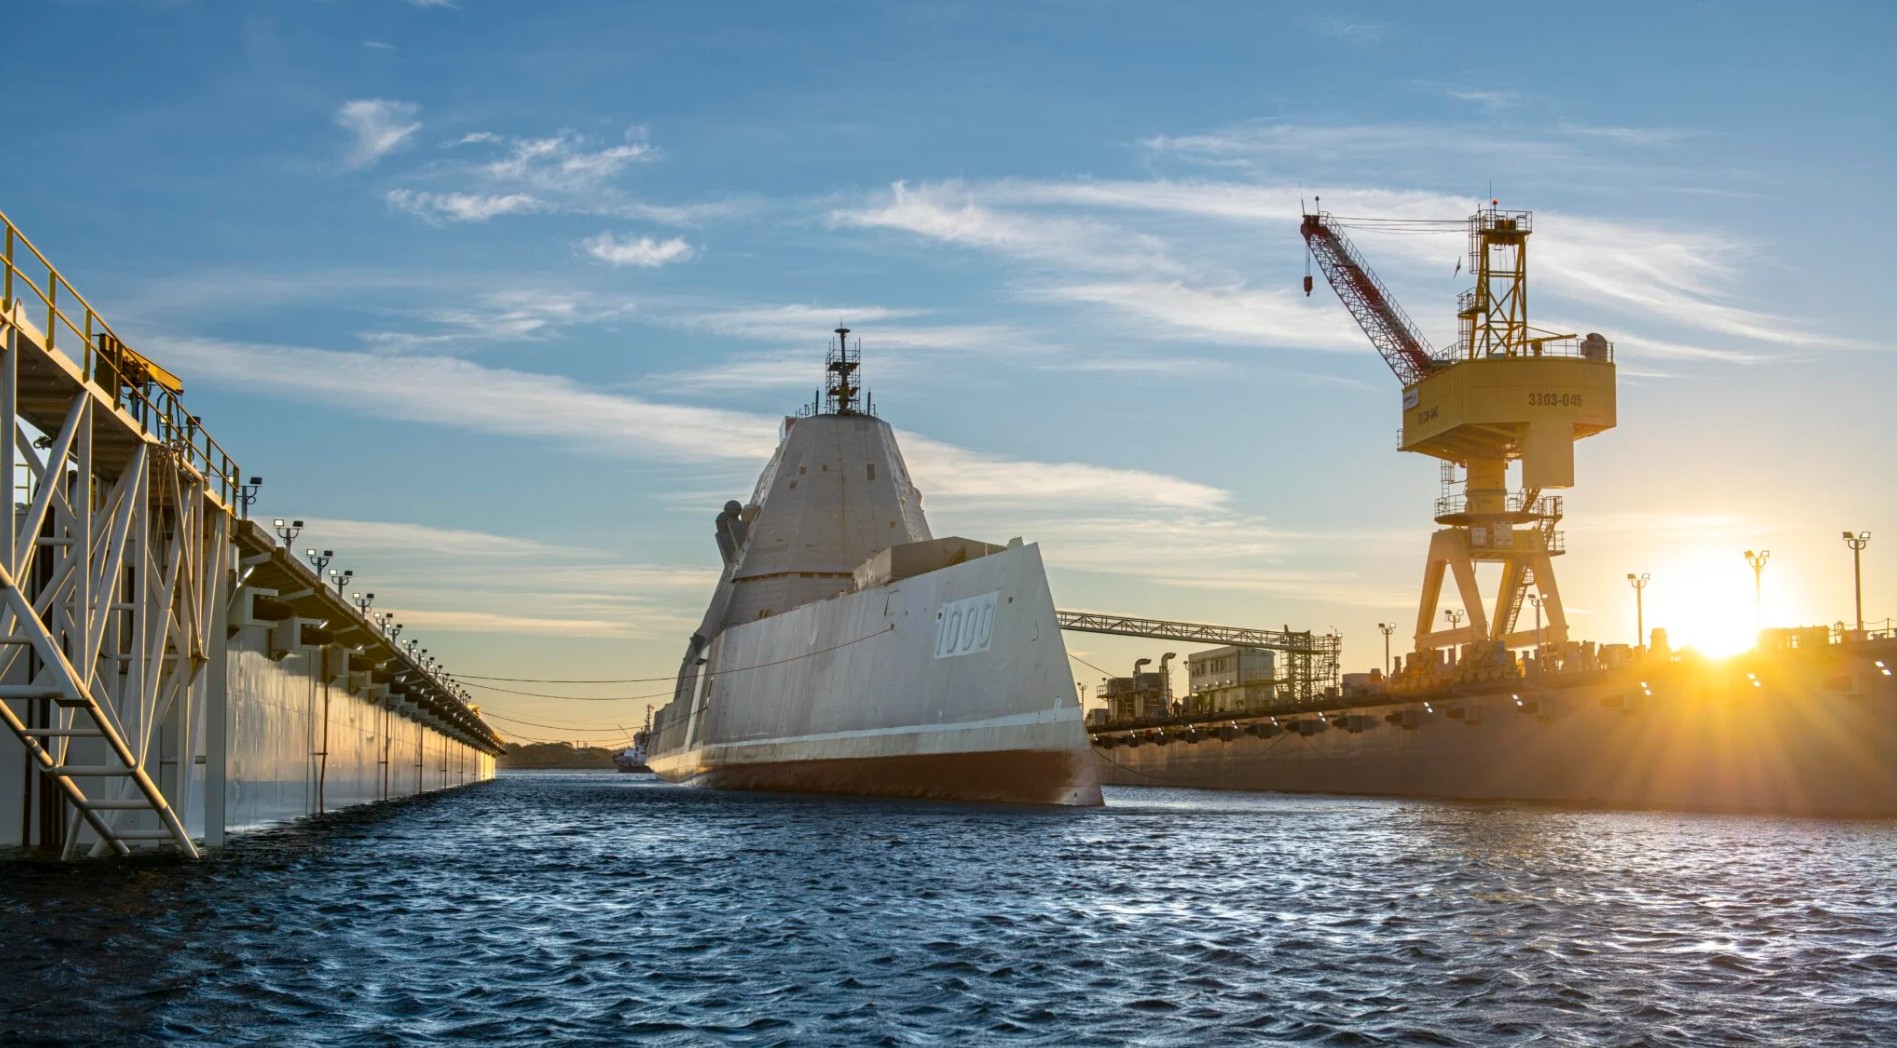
{"left": 1301, "top": 203, "right": 1617, "bottom": 682}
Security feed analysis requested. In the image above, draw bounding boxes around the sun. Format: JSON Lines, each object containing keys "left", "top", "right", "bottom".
{"left": 1644, "top": 551, "right": 1776, "bottom": 657}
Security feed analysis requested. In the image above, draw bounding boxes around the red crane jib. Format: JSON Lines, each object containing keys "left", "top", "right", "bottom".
{"left": 1300, "top": 214, "right": 1435, "bottom": 386}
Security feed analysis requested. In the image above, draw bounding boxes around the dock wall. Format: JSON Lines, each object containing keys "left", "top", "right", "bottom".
{"left": 209, "top": 642, "right": 494, "bottom": 836}
{"left": 0, "top": 209, "right": 501, "bottom": 858}
{"left": 1094, "top": 642, "right": 1897, "bottom": 817}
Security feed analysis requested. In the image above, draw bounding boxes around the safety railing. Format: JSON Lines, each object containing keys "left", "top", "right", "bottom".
{"left": 2, "top": 209, "right": 242, "bottom": 507}
{"left": 1436, "top": 335, "right": 1614, "bottom": 364}
{"left": 1433, "top": 492, "right": 1564, "bottom": 520}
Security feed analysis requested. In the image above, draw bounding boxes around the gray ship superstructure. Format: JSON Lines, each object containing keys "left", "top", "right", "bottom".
{"left": 647, "top": 330, "right": 1101, "bottom": 805}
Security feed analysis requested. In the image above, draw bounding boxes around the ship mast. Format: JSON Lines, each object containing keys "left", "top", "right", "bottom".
{"left": 824, "top": 326, "right": 868, "bottom": 415}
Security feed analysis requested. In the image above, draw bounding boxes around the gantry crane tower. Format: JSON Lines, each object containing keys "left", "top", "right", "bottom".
{"left": 1300, "top": 203, "right": 1617, "bottom": 672}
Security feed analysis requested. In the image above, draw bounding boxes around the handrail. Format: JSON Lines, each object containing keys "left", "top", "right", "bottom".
{"left": 1, "top": 208, "right": 242, "bottom": 509}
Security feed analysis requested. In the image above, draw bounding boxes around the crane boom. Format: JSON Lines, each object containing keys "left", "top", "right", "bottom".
{"left": 1299, "top": 211, "right": 1436, "bottom": 386}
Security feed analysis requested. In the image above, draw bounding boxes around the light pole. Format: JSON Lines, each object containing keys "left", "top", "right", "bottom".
{"left": 327, "top": 568, "right": 352, "bottom": 598}
{"left": 1377, "top": 622, "right": 1395, "bottom": 676}
{"left": 1443, "top": 608, "right": 1464, "bottom": 632}
{"left": 306, "top": 548, "right": 332, "bottom": 575}
{"left": 353, "top": 592, "right": 375, "bottom": 616}
{"left": 1743, "top": 550, "right": 1770, "bottom": 636}
{"left": 1527, "top": 593, "right": 1545, "bottom": 661}
{"left": 235, "top": 476, "right": 263, "bottom": 520}
{"left": 273, "top": 518, "right": 303, "bottom": 546}
{"left": 1626, "top": 572, "right": 1650, "bottom": 648}
{"left": 1843, "top": 532, "right": 1871, "bottom": 635}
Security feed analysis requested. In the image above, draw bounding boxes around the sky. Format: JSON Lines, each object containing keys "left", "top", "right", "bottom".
{"left": 9, "top": 0, "right": 1894, "bottom": 744}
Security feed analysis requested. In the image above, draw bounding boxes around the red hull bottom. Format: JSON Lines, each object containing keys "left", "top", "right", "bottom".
{"left": 672, "top": 748, "right": 1102, "bottom": 806}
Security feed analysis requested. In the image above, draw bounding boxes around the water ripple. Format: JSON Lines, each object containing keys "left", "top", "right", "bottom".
{"left": 2, "top": 774, "right": 1895, "bottom": 1045}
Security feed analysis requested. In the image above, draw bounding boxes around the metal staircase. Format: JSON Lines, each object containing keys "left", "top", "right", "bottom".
{"left": 2, "top": 207, "right": 236, "bottom": 857}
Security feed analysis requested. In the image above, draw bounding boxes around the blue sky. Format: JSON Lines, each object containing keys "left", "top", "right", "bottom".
{"left": 10, "top": 1, "right": 1894, "bottom": 741}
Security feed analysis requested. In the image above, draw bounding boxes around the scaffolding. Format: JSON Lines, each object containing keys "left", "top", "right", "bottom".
{"left": 1056, "top": 610, "right": 1341, "bottom": 702}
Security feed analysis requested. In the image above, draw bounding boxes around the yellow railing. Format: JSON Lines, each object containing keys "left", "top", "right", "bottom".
{"left": 1, "top": 207, "right": 242, "bottom": 508}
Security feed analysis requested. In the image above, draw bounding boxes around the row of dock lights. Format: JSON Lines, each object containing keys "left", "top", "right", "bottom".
{"left": 1621, "top": 531, "right": 1875, "bottom": 646}
{"left": 266, "top": 519, "right": 481, "bottom": 729}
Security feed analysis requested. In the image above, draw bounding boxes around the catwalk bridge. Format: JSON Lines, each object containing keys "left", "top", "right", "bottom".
{"left": 0, "top": 208, "right": 503, "bottom": 858}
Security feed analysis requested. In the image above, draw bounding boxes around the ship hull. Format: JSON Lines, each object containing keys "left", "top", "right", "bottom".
{"left": 1093, "top": 645, "right": 1897, "bottom": 817}
{"left": 650, "top": 543, "right": 1102, "bottom": 807}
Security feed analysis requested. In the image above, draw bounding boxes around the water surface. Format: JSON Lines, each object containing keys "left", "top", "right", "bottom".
{"left": 3, "top": 772, "right": 1894, "bottom": 1045}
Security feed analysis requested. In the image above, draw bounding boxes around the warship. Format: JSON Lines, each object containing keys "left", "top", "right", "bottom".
{"left": 645, "top": 330, "right": 1101, "bottom": 806}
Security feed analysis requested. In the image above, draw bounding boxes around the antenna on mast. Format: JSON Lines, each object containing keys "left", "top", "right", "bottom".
{"left": 824, "top": 326, "right": 865, "bottom": 415}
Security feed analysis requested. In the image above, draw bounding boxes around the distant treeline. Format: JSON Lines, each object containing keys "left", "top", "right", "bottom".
{"left": 498, "top": 742, "right": 620, "bottom": 770}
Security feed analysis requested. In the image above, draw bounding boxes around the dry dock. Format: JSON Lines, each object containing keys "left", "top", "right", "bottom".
{"left": 1092, "top": 635, "right": 1897, "bottom": 816}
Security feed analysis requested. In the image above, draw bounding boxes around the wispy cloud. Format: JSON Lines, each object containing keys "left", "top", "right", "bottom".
{"left": 1444, "top": 89, "right": 1521, "bottom": 111}
{"left": 159, "top": 335, "right": 778, "bottom": 463}
{"left": 298, "top": 517, "right": 569, "bottom": 557}
{"left": 832, "top": 180, "right": 1183, "bottom": 276}
{"left": 1037, "top": 281, "right": 1364, "bottom": 349}
{"left": 408, "top": 0, "right": 456, "bottom": 8}
{"left": 684, "top": 303, "right": 927, "bottom": 340}
{"left": 156, "top": 335, "right": 1222, "bottom": 510}
{"left": 673, "top": 302, "right": 1050, "bottom": 359}
{"left": 478, "top": 128, "right": 657, "bottom": 193}
{"left": 392, "top": 609, "right": 634, "bottom": 638}
{"left": 826, "top": 168, "right": 1857, "bottom": 363}
{"left": 581, "top": 232, "right": 696, "bottom": 268}
{"left": 384, "top": 124, "right": 744, "bottom": 227}
{"left": 349, "top": 289, "right": 641, "bottom": 355}
{"left": 384, "top": 189, "right": 545, "bottom": 223}
{"left": 1311, "top": 18, "right": 1383, "bottom": 43}
{"left": 1557, "top": 124, "right": 1698, "bottom": 146}
{"left": 898, "top": 433, "right": 1224, "bottom": 511}
{"left": 337, "top": 99, "right": 421, "bottom": 169}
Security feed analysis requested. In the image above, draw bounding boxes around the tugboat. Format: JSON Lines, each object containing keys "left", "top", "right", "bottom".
{"left": 644, "top": 330, "right": 1101, "bottom": 805}
{"left": 613, "top": 708, "right": 652, "bottom": 773}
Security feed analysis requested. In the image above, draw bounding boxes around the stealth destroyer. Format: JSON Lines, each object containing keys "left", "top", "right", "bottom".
{"left": 646, "top": 330, "right": 1101, "bottom": 806}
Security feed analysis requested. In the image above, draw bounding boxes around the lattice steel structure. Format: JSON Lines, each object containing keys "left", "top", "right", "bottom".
{"left": 1302, "top": 207, "right": 1617, "bottom": 672}
{"left": 1, "top": 208, "right": 505, "bottom": 857}
{"left": 1056, "top": 610, "right": 1341, "bottom": 702}
{"left": 0, "top": 209, "right": 243, "bottom": 856}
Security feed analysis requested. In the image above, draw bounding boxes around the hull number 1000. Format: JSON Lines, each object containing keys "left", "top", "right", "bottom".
{"left": 935, "top": 591, "right": 999, "bottom": 659}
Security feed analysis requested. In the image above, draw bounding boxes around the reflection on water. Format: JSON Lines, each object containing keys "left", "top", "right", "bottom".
{"left": 3, "top": 773, "right": 1895, "bottom": 1046}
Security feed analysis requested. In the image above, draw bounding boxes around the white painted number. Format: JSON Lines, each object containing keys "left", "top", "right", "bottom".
{"left": 935, "top": 591, "right": 999, "bottom": 659}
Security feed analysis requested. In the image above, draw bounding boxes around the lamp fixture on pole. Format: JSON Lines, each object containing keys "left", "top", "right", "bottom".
{"left": 1743, "top": 549, "right": 1770, "bottom": 637}
{"left": 1843, "top": 532, "right": 1871, "bottom": 635}
{"left": 1626, "top": 572, "right": 1650, "bottom": 648}
{"left": 235, "top": 476, "right": 263, "bottom": 520}
{"left": 273, "top": 518, "right": 303, "bottom": 546}
{"left": 1527, "top": 593, "right": 1546, "bottom": 660}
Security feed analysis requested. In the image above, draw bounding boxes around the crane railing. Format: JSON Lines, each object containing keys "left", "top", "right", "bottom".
{"left": 1300, "top": 211, "right": 1437, "bottom": 386}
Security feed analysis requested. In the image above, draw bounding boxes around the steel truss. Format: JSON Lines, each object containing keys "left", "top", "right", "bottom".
{"left": 1056, "top": 610, "right": 1342, "bottom": 702}
{"left": 0, "top": 320, "right": 232, "bottom": 856}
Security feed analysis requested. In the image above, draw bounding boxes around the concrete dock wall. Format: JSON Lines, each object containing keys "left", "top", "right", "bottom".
{"left": 205, "top": 640, "right": 493, "bottom": 837}
{"left": 1095, "top": 644, "right": 1897, "bottom": 817}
